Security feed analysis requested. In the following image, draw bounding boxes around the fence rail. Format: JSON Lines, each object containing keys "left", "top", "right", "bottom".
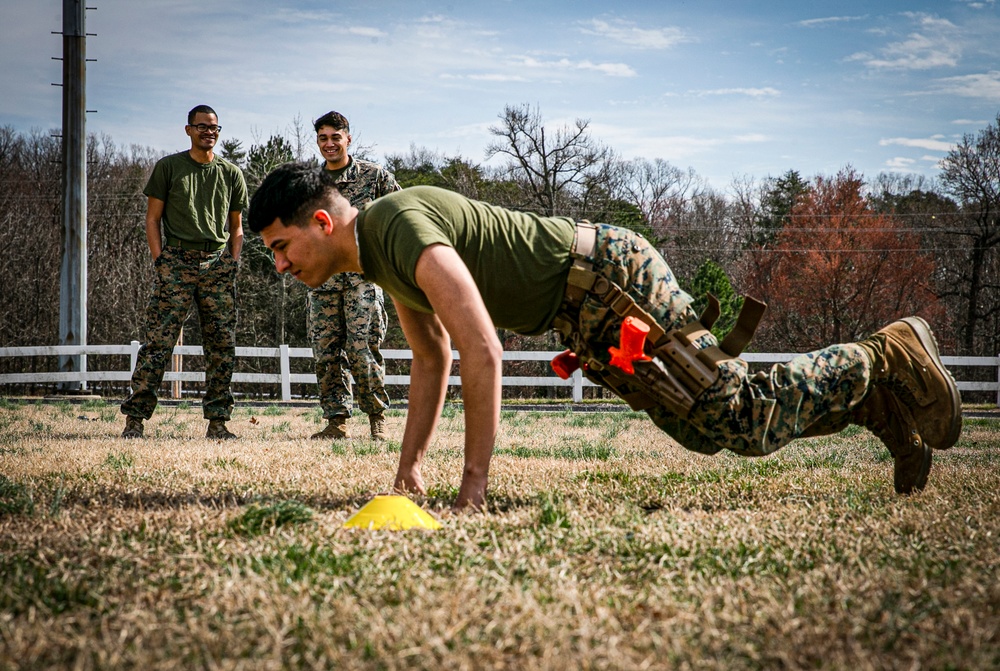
{"left": 2, "top": 343, "right": 999, "bottom": 406}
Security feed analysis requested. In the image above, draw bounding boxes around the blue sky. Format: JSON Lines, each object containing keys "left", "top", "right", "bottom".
{"left": 3, "top": 0, "right": 999, "bottom": 189}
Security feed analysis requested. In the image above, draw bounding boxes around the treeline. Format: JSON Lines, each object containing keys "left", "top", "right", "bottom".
{"left": 2, "top": 104, "right": 999, "bottom": 399}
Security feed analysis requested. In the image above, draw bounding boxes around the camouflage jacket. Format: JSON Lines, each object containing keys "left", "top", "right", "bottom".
{"left": 329, "top": 156, "right": 400, "bottom": 209}
{"left": 314, "top": 156, "right": 401, "bottom": 292}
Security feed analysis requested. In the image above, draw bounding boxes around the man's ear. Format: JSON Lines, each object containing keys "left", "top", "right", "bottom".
{"left": 313, "top": 209, "right": 335, "bottom": 233}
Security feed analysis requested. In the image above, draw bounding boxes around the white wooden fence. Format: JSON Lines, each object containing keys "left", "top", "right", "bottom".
{"left": 1, "top": 343, "right": 999, "bottom": 406}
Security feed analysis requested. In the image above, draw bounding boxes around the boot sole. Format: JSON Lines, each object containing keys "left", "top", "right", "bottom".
{"left": 900, "top": 317, "right": 962, "bottom": 449}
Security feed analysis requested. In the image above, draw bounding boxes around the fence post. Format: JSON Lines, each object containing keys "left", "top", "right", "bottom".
{"left": 572, "top": 369, "right": 583, "bottom": 403}
{"left": 129, "top": 340, "right": 140, "bottom": 374}
{"left": 280, "top": 344, "right": 291, "bottom": 402}
{"left": 996, "top": 353, "right": 999, "bottom": 408}
{"left": 81, "top": 350, "right": 88, "bottom": 391}
{"left": 171, "top": 328, "right": 183, "bottom": 399}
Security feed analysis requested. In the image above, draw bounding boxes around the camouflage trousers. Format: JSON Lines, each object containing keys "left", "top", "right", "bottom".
{"left": 308, "top": 272, "right": 390, "bottom": 419}
{"left": 121, "top": 246, "right": 238, "bottom": 421}
{"left": 554, "top": 224, "right": 872, "bottom": 457}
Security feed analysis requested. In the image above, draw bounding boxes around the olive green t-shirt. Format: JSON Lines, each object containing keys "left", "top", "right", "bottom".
{"left": 356, "top": 186, "right": 576, "bottom": 335}
{"left": 143, "top": 151, "right": 249, "bottom": 244}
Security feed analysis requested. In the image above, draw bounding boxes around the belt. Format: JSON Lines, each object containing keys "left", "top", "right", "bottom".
{"left": 165, "top": 236, "right": 226, "bottom": 252}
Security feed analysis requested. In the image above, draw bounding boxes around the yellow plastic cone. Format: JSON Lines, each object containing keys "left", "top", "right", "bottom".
{"left": 342, "top": 495, "right": 442, "bottom": 530}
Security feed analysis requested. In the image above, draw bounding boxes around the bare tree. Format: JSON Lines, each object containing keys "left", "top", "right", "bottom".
{"left": 609, "top": 157, "right": 701, "bottom": 245}
{"left": 242, "top": 135, "right": 303, "bottom": 351}
{"left": 485, "top": 103, "right": 611, "bottom": 216}
{"left": 670, "top": 189, "right": 742, "bottom": 280}
{"left": 84, "top": 134, "right": 160, "bottom": 345}
{"left": 0, "top": 127, "right": 63, "bottom": 353}
{"left": 938, "top": 114, "right": 1000, "bottom": 355}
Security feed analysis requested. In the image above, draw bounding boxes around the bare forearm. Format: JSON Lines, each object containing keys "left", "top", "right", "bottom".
{"left": 144, "top": 197, "right": 164, "bottom": 260}
{"left": 228, "top": 215, "right": 244, "bottom": 259}
{"left": 229, "top": 231, "right": 243, "bottom": 259}
{"left": 405, "top": 243, "right": 505, "bottom": 510}
{"left": 454, "top": 349, "right": 501, "bottom": 510}
{"left": 145, "top": 218, "right": 162, "bottom": 259}
{"left": 398, "top": 353, "right": 449, "bottom": 472}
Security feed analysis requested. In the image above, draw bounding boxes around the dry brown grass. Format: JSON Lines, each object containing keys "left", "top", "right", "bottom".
{"left": 1, "top": 398, "right": 998, "bottom": 670}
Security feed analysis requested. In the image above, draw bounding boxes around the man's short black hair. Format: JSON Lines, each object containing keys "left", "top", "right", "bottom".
{"left": 247, "top": 162, "right": 339, "bottom": 233}
{"left": 313, "top": 110, "right": 350, "bottom": 133}
{"left": 187, "top": 105, "right": 217, "bottom": 125}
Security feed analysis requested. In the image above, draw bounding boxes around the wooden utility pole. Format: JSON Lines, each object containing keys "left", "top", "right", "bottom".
{"left": 57, "top": 0, "right": 89, "bottom": 392}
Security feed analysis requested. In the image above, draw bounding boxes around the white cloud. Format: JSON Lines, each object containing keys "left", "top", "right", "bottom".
{"left": 692, "top": 87, "right": 781, "bottom": 98}
{"left": 514, "top": 56, "right": 637, "bottom": 77}
{"left": 349, "top": 26, "right": 388, "bottom": 39}
{"left": 470, "top": 73, "right": 528, "bottom": 82}
{"left": 579, "top": 60, "right": 637, "bottom": 77}
{"left": 885, "top": 157, "right": 917, "bottom": 170}
{"left": 879, "top": 137, "right": 955, "bottom": 152}
{"left": 733, "top": 133, "right": 769, "bottom": 143}
{"left": 930, "top": 71, "right": 1000, "bottom": 100}
{"left": 796, "top": 15, "right": 867, "bottom": 28}
{"left": 440, "top": 73, "right": 528, "bottom": 82}
{"left": 580, "top": 19, "right": 690, "bottom": 49}
{"left": 850, "top": 13, "right": 961, "bottom": 70}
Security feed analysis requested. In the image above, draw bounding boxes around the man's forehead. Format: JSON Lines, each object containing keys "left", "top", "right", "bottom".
{"left": 316, "top": 125, "right": 347, "bottom": 136}
{"left": 260, "top": 220, "right": 288, "bottom": 247}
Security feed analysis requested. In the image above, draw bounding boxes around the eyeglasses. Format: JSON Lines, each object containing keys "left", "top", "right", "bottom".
{"left": 189, "top": 124, "right": 222, "bottom": 133}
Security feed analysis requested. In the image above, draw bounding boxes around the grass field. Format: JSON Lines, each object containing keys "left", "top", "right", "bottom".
{"left": 1, "top": 398, "right": 998, "bottom": 670}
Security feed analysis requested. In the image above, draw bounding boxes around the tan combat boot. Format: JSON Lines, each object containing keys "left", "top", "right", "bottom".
{"left": 857, "top": 317, "right": 962, "bottom": 450}
{"left": 311, "top": 417, "right": 348, "bottom": 440}
{"left": 369, "top": 413, "right": 387, "bottom": 441}
{"left": 206, "top": 419, "right": 238, "bottom": 440}
{"left": 122, "top": 415, "right": 144, "bottom": 439}
{"left": 851, "top": 386, "right": 932, "bottom": 494}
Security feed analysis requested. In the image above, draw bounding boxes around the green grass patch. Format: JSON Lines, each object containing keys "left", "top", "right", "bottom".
{"left": 29, "top": 420, "right": 52, "bottom": 435}
{"left": 496, "top": 440, "right": 615, "bottom": 461}
{"left": 228, "top": 500, "right": 314, "bottom": 537}
{"left": 206, "top": 457, "right": 247, "bottom": 471}
{"left": 0, "top": 475, "right": 35, "bottom": 515}
{"left": 103, "top": 451, "right": 134, "bottom": 471}
{"left": 440, "top": 404, "right": 462, "bottom": 419}
{"left": 245, "top": 543, "right": 362, "bottom": 581}
{"left": 270, "top": 421, "right": 292, "bottom": 435}
{"left": 537, "top": 491, "right": 571, "bottom": 528}
{"left": 352, "top": 441, "right": 384, "bottom": 456}
{"left": 0, "top": 556, "right": 100, "bottom": 615}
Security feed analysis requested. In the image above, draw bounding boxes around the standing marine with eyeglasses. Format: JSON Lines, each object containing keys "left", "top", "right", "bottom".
{"left": 121, "top": 104, "right": 248, "bottom": 439}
